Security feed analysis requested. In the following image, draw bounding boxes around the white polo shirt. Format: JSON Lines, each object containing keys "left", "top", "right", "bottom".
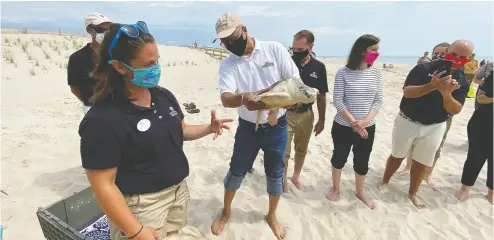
{"left": 218, "top": 39, "right": 300, "bottom": 124}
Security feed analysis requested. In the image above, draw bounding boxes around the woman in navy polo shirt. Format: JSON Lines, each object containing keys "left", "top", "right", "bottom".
{"left": 79, "top": 22, "right": 232, "bottom": 240}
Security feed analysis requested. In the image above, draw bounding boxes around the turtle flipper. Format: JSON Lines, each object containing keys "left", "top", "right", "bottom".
{"left": 267, "top": 108, "right": 280, "bottom": 126}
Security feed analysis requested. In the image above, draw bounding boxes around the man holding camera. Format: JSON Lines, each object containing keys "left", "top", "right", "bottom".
{"left": 379, "top": 40, "right": 473, "bottom": 209}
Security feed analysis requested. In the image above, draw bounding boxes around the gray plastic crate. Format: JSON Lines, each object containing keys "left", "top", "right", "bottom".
{"left": 36, "top": 186, "right": 104, "bottom": 240}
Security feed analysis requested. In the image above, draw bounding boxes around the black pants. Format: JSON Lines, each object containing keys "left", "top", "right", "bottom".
{"left": 461, "top": 113, "right": 493, "bottom": 190}
{"left": 331, "top": 121, "right": 376, "bottom": 176}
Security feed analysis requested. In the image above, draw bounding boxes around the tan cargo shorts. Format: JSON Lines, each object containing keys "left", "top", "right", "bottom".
{"left": 109, "top": 180, "right": 190, "bottom": 240}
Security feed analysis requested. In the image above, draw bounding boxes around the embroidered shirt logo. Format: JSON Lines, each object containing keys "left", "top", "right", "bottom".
{"left": 262, "top": 61, "right": 274, "bottom": 68}
{"left": 310, "top": 72, "right": 318, "bottom": 78}
{"left": 169, "top": 107, "right": 178, "bottom": 117}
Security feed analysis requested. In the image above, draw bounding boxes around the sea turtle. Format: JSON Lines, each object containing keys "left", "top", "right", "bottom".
{"left": 251, "top": 77, "right": 319, "bottom": 131}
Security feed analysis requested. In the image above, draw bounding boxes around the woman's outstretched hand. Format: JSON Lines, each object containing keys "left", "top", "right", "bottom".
{"left": 209, "top": 110, "right": 234, "bottom": 140}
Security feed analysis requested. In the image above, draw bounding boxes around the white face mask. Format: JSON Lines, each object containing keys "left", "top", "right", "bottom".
{"left": 95, "top": 33, "right": 105, "bottom": 44}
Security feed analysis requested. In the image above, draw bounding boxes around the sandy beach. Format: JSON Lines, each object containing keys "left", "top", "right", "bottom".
{"left": 1, "top": 33, "right": 493, "bottom": 240}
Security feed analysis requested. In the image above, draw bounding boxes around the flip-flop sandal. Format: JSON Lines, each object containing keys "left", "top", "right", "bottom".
{"left": 187, "top": 109, "right": 200, "bottom": 114}
{"left": 183, "top": 103, "right": 190, "bottom": 107}
{"left": 188, "top": 103, "right": 196, "bottom": 109}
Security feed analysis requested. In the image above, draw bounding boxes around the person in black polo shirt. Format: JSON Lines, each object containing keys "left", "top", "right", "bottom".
{"left": 379, "top": 40, "right": 474, "bottom": 209}
{"left": 283, "top": 30, "right": 328, "bottom": 192}
{"left": 457, "top": 70, "right": 493, "bottom": 204}
{"left": 67, "top": 12, "right": 111, "bottom": 115}
{"left": 80, "top": 22, "right": 232, "bottom": 240}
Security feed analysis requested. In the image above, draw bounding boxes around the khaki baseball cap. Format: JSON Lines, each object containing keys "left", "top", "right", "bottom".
{"left": 84, "top": 12, "right": 111, "bottom": 28}
{"left": 213, "top": 13, "right": 242, "bottom": 43}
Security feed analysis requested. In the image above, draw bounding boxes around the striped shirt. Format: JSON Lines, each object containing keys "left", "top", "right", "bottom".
{"left": 333, "top": 66, "right": 384, "bottom": 127}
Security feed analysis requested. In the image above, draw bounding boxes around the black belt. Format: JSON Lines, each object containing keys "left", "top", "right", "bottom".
{"left": 288, "top": 107, "right": 312, "bottom": 113}
{"left": 240, "top": 114, "right": 287, "bottom": 129}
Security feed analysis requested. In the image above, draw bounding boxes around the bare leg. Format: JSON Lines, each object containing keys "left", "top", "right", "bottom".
{"left": 265, "top": 195, "right": 285, "bottom": 240}
{"left": 326, "top": 167, "right": 341, "bottom": 201}
{"left": 488, "top": 189, "right": 493, "bottom": 205}
{"left": 283, "top": 157, "right": 289, "bottom": 193}
{"left": 291, "top": 154, "right": 305, "bottom": 189}
{"left": 211, "top": 190, "right": 235, "bottom": 235}
{"left": 456, "top": 185, "right": 471, "bottom": 202}
{"left": 355, "top": 173, "right": 375, "bottom": 209}
{"left": 409, "top": 160, "right": 427, "bottom": 209}
{"left": 379, "top": 155, "right": 404, "bottom": 192}
{"left": 424, "top": 156, "right": 440, "bottom": 187}
{"left": 399, "top": 157, "right": 413, "bottom": 174}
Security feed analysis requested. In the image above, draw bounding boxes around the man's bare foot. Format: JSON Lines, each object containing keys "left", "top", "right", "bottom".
{"left": 377, "top": 183, "right": 389, "bottom": 193}
{"left": 290, "top": 176, "right": 304, "bottom": 189}
{"left": 283, "top": 178, "right": 288, "bottom": 193}
{"left": 265, "top": 215, "right": 285, "bottom": 240}
{"left": 356, "top": 193, "right": 375, "bottom": 210}
{"left": 211, "top": 209, "right": 230, "bottom": 236}
{"left": 326, "top": 187, "right": 340, "bottom": 202}
{"left": 487, "top": 189, "right": 493, "bottom": 204}
{"left": 456, "top": 185, "right": 470, "bottom": 202}
{"left": 409, "top": 194, "right": 426, "bottom": 209}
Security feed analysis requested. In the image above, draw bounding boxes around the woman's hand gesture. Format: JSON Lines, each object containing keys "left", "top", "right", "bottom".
{"left": 209, "top": 110, "right": 234, "bottom": 140}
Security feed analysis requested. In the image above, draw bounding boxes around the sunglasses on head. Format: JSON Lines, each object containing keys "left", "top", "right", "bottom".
{"left": 108, "top": 21, "right": 150, "bottom": 60}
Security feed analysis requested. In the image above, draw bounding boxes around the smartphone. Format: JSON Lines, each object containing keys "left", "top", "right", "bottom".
{"left": 435, "top": 59, "right": 453, "bottom": 78}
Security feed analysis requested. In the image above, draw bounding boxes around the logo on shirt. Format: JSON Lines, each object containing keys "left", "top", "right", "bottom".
{"left": 169, "top": 107, "right": 178, "bottom": 117}
{"left": 137, "top": 119, "right": 151, "bottom": 132}
{"left": 310, "top": 72, "right": 318, "bottom": 78}
{"left": 262, "top": 61, "right": 274, "bottom": 68}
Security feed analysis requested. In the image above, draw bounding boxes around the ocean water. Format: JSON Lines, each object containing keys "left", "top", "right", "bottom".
{"left": 323, "top": 56, "right": 493, "bottom": 65}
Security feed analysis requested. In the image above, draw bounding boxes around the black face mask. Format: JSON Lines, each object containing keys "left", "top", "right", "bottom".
{"left": 224, "top": 33, "right": 247, "bottom": 57}
{"left": 291, "top": 49, "right": 309, "bottom": 64}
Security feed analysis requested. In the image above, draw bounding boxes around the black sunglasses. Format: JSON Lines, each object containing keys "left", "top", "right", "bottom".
{"left": 92, "top": 26, "right": 108, "bottom": 34}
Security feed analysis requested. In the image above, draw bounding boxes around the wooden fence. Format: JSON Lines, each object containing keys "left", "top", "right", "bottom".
{"left": 2, "top": 28, "right": 230, "bottom": 60}
{"left": 1, "top": 28, "right": 87, "bottom": 37}
{"left": 180, "top": 45, "right": 230, "bottom": 60}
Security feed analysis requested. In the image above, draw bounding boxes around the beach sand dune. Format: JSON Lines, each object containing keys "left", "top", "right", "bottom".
{"left": 1, "top": 33, "right": 492, "bottom": 240}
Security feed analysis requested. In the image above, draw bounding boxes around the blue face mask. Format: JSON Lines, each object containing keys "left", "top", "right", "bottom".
{"left": 120, "top": 62, "right": 161, "bottom": 88}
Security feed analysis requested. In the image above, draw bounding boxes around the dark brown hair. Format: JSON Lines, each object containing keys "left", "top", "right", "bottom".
{"left": 294, "top": 30, "right": 314, "bottom": 45}
{"left": 346, "top": 34, "right": 380, "bottom": 70}
{"left": 89, "top": 23, "right": 155, "bottom": 105}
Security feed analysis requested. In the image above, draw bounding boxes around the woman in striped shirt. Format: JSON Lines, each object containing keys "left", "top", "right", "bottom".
{"left": 326, "top": 34, "right": 384, "bottom": 209}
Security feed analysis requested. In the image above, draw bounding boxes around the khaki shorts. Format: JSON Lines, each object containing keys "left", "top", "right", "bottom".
{"left": 109, "top": 180, "right": 190, "bottom": 240}
{"left": 285, "top": 110, "right": 314, "bottom": 161}
{"left": 391, "top": 114, "right": 446, "bottom": 167}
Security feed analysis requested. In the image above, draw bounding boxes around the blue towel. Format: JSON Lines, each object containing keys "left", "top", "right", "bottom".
{"left": 79, "top": 216, "right": 110, "bottom": 240}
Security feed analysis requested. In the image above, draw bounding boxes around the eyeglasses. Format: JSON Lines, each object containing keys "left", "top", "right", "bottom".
{"left": 219, "top": 27, "right": 242, "bottom": 47}
{"left": 108, "top": 21, "right": 150, "bottom": 60}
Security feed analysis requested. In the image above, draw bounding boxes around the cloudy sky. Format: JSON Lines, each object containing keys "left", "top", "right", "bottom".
{"left": 1, "top": 1, "right": 493, "bottom": 57}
